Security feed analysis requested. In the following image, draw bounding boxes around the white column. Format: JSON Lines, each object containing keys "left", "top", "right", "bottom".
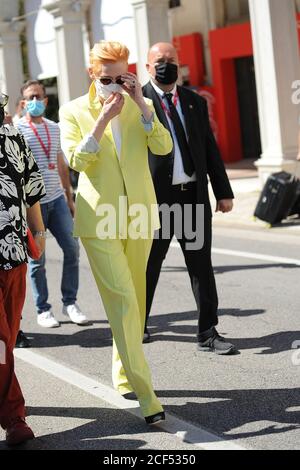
{"left": 198, "top": 0, "right": 218, "bottom": 84}
{"left": 168, "top": 0, "right": 221, "bottom": 85}
{"left": 209, "top": 0, "right": 226, "bottom": 28}
{"left": 43, "top": 0, "right": 90, "bottom": 105}
{"left": 0, "top": 0, "right": 24, "bottom": 114}
{"left": 225, "top": 0, "right": 241, "bottom": 23}
{"left": 249, "top": 0, "right": 300, "bottom": 183}
{"left": 130, "top": 0, "right": 171, "bottom": 85}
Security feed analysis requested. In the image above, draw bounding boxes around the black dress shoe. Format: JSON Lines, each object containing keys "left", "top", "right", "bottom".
{"left": 143, "top": 328, "right": 151, "bottom": 344}
{"left": 145, "top": 411, "right": 165, "bottom": 425}
{"left": 197, "top": 327, "right": 237, "bottom": 355}
{"left": 15, "top": 331, "right": 31, "bottom": 349}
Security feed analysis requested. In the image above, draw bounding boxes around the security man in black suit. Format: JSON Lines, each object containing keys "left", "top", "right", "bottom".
{"left": 143, "top": 43, "right": 237, "bottom": 355}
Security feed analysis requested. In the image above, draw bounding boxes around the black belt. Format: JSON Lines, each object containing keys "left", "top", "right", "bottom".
{"left": 172, "top": 181, "right": 196, "bottom": 191}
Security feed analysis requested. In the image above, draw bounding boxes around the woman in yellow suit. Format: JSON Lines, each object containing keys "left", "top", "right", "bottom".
{"left": 59, "top": 41, "right": 172, "bottom": 424}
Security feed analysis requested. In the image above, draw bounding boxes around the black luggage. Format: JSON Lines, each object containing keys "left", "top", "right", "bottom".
{"left": 288, "top": 179, "right": 300, "bottom": 217}
{"left": 254, "top": 171, "right": 299, "bottom": 225}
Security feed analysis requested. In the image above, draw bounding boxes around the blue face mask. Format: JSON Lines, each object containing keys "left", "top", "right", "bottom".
{"left": 26, "top": 99, "right": 46, "bottom": 117}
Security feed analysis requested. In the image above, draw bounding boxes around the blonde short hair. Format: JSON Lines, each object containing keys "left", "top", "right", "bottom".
{"left": 90, "top": 41, "right": 129, "bottom": 74}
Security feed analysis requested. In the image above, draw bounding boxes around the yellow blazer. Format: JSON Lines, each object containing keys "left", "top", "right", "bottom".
{"left": 59, "top": 84, "right": 173, "bottom": 238}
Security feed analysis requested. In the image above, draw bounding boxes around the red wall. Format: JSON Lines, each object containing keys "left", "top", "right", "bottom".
{"left": 172, "top": 26, "right": 254, "bottom": 163}
{"left": 128, "top": 63, "right": 137, "bottom": 74}
{"left": 209, "top": 23, "right": 253, "bottom": 163}
{"left": 196, "top": 86, "right": 218, "bottom": 141}
{"left": 173, "top": 33, "right": 205, "bottom": 87}
{"left": 296, "top": 13, "right": 300, "bottom": 47}
{"left": 209, "top": 14, "right": 300, "bottom": 163}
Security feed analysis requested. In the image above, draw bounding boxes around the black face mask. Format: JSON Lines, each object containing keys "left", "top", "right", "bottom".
{"left": 0, "top": 107, "right": 4, "bottom": 127}
{"left": 155, "top": 62, "right": 178, "bottom": 85}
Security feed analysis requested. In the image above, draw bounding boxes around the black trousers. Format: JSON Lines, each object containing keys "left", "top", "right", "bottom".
{"left": 146, "top": 184, "right": 218, "bottom": 339}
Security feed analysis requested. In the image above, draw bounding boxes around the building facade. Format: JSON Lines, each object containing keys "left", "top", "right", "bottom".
{"left": 1, "top": 0, "right": 300, "bottom": 183}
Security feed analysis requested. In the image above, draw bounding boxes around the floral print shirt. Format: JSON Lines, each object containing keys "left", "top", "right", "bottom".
{"left": 0, "top": 124, "right": 46, "bottom": 270}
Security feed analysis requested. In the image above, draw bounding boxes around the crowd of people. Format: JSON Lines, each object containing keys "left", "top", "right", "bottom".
{"left": 0, "top": 40, "right": 234, "bottom": 447}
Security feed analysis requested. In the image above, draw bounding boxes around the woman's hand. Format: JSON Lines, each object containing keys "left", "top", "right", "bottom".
{"left": 91, "top": 93, "right": 125, "bottom": 142}
{"left": 121, "top": 72, "right": 152, "bottom": 121}
{"left": 121, "top": 72, "right": 144, "bottom": 105}
{"left": 92, "top": 93, "right": 125, "bottom": 143}
{"left": 3, "top": 113, "right": 13, "bottom": 125}
{"left": 100, "top": 93, "right": 125, "bottom": 122}
{"left": 67, "top": 195, "right": 76, "bottom": 218}
{"left": 33, "top": 234, "right": 46, "bottom": 257}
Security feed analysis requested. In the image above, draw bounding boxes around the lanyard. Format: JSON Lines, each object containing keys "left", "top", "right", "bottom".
{"left": 28, "top": 118, "right": 51, "bottom": 160}
{"left": 160, "top": 91, "right": 179, "bottom": 119}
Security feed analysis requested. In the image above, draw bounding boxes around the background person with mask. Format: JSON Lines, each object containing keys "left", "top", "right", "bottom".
{"left": 59, "top": 40, "right": 172, "bottom": 424}
{"left": 12, "top": 96, "right": 26, "bottom": 127}
{"left": 17, "top": 80, "right": 88, "bottom": 329}
{"left": 143, "top": 43, "right": 237, "bottom": 354}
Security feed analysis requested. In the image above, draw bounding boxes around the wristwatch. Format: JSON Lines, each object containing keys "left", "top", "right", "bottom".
{"left": 33, "top": 230, "right": 47, "bottom": 239}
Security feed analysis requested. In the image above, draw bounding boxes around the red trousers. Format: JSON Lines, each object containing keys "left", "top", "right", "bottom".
{"left": 0, "top": 264, "right": 27, "bottom": 429}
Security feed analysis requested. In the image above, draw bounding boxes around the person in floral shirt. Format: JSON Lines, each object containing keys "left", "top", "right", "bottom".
{"left": 0, "top": 93, "right": 45, "bottom": 446}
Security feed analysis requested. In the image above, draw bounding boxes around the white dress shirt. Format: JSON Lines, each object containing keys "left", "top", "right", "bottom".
{"left": 111, "top": 116, "right": 122, "bottom": 159}
{"left": 150, "top": 80, "right": 196, "bottom": 185}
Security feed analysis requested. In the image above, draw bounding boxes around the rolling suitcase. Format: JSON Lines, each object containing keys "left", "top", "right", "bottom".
{"left": 288, "top": 179, "right": 300, "bottom": 217}
{"left": 254, "top": 171, "right": 299, "bottom": 225}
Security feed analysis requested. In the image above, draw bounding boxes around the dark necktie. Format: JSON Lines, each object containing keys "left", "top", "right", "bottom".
{"left": 164, "top": 93, "right": 194, "bottom": 177}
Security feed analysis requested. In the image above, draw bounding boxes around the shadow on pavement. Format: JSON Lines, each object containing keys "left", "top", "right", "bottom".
{"left": 25, "top": 308, "right": 265, "bottom": 349}
{"left": 25, "top": 310, "right": 298, "bottom": 356}
{"left": 162, "top": 263, "right": 300, "bottom": 275}
{"left": 1, "top": 389, "right": 299, "bottom": 449}
{"left": 26, "top": 326, "right": 113, "bottom": 349}
{"left": 0, "top": 406, "right": 157, "bottom": 451}
{"left": 24, "top": 309, "right": 276, "bottom": 350}
{"left": 221, "top": 330, "right": 300, "bottom": 355}
{"left": 148, "top": 310, "right": 300, "bottom": 354}
{"left": 214, "top": 263, "right": 300, "bottom": 274}
{"left": 147, "top": 308, "right": 266, "bottom": 340}
{"left": 157, "top": 388, "right": 300, "bottom": 442}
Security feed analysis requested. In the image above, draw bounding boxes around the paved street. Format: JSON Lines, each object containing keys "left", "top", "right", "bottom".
{"left": 1, "top": 223, "right": 300, "bottom": 450}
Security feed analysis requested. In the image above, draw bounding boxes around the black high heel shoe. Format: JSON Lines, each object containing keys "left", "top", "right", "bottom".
{"left": 145, "top": 411, "right": 165, "bottom": 425}
{"left": 122, "top": 392, "right": 137, "bottom": 401}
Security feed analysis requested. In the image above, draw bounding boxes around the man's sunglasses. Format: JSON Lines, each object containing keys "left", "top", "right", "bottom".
{"left": 97, "top": 76, "right": 125, "bottom": 86}
{"left": 0, "top": 93, "right": 9, "bottom": 108}
{"left": 24, "top": 94, "right": 45, "bottom": 101}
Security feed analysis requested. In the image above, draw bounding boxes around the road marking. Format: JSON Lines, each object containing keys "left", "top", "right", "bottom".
{"left": 170, "top": 242, "right": 300, "bottom": 266}
{"left": 14, "top": 349, "right": 246, "bottom": 451}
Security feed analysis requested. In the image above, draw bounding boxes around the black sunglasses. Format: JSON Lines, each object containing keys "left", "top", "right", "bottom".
{"left": 0, "top": 93, "right": 9, "bottom": 108}
{"left": 24, "top": 94, "right": 45, "bottom": 101}
{"left": 97, "top": 76, "right": 125, "bottom": 86}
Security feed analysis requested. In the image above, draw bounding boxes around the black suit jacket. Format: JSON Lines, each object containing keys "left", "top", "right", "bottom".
{"left": 143, "top": 82, "right": 234, "bottom": 215}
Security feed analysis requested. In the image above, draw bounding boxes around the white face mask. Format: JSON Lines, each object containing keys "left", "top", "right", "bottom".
{"left": 95, "top": 80, "right": 124, "bottom": 100}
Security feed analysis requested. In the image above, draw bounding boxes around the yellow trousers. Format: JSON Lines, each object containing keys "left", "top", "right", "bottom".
{"left": 81, "top": 236, "right": 163, "bottom": 418}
